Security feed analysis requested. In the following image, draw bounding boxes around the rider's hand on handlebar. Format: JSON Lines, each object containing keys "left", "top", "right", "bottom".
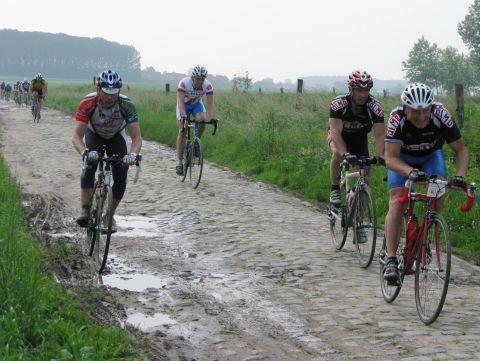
{"left": 83, "top": 150, "right": 99, "bottom": 164}
{"left": 342, "top": 152, "right": 357, "bottom": 165}
{"left": 409, "top": 168, "right": 427, "bottom": 182}
{"left": 451, "top": 175, "right": 466, "bottom": 189}
{"left": 374, "top": 155, "right": 386, "bottom": 166}
{"left": 123, "top": 153, "right": 138, "bottom": 166}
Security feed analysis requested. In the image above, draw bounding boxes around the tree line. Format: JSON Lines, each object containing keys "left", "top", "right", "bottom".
{"left": 0, "top": 29, "right": 141, "bottom": 81}
{"left": 403, "top": 0, "right": 480, "bottom": 94}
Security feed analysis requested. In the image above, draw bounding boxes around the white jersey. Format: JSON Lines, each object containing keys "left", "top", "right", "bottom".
{"left": 177, "top": 77, "right": 214, "bottom": 105}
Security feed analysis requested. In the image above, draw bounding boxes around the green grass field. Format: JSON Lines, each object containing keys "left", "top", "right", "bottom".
{"left": 44, "top": 84, "right": 480, "bottom": 264}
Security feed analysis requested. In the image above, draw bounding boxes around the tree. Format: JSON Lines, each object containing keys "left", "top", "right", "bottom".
{"left": 232, "top": 70, "right": 252, "bottom": 92}
{"left": 458, "top": 0, "right": 480, "bottom": 56}
{"left": 402, "top": 36, "right": 441, "bottom": 90}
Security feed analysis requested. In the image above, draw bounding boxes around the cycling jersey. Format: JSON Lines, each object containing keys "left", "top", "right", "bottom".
{"left": 4, "top": 84, "right": 11, "bottom": 91}
{"left": 31, "top": 78, "right": 46, "bottom": 92}
{"left": 329, "top": 93, "right": 384, "bottom": 135}
{"left": 21, "top": 82, "right": 30, "bottom": 92}
{"left": 385, "top": 102, "right": 461, "bottom": 156}
{"left": 75, "top": 93, "right": 138, "bottom": 140}
{"left": 177, "top": 77, "right": 213, "bottom": 105}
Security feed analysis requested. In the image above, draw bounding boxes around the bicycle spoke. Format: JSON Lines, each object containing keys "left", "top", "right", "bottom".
{"left": 189, "top": 137, "right": 203, "bottom": 189}
{"left": 329, "top": 186, "right": 348, "bottom": 250}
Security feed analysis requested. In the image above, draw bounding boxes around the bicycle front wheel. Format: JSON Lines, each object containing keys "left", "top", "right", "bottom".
{"left": 415, "top": 214, "right": 451, "bottom": 325}
{"left": 86, "top": 189, "right": 102, "bottom": 257}
{"left": 353, "top": 186, "right": 377, "bottom": 268}
{"left": 189, "top": 137, "right": 203, "bottom": 189}
{"left": 94, "top": 185, "right": 114, "bottom": 273}
{"left": 181, "top": 142, "right": 190, "bottom": 183}
{"left": 328, "top": 186, "right": 348, "bottom": 250}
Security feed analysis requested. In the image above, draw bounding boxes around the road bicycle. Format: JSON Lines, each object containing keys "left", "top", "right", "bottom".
{"left": 379, "top": 174, "right": 477, "bottom": 324}
{"left": 81, "top": 147, "right": 142, "bottom": 273}
{"left": 328, "top": 156, "right": 383, "bottom": 268}
{"left": 180, "top": 116, "right": 218, "bottom": 189}
{"left": 31, "top": 93, "right": 42, "bottom": 123}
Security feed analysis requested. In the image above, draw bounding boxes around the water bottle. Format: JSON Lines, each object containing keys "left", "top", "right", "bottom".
{"left": 406, "top": 215, "right": 419, "bottom": 257}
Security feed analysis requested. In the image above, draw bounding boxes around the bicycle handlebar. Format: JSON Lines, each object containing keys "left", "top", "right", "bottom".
{"left": 182, "top": 118, "right": 219, "bottom": 135}
{"left": 398, "top": 177, "right": 477, "bottom": 213}
{"left": 340, "top": 156, "right": 383, "bottom": 171}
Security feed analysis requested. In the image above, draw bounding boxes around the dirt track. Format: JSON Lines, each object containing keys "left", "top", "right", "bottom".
{"left": 1, "top": 100, "right": 480, "bottom": 361}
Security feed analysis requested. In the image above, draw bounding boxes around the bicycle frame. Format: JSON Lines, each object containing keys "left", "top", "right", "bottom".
{"left": 399, "top": 177, "right": 477, "bottom": 276}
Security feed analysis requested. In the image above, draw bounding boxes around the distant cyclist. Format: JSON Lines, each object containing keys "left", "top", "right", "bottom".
{"left": 4, "top": 83, "right": 12, "bottom": 101}
{"left": 383, "top": 83, "right": 468, "bottom": 285}
{"left": 29, "top": 73, "right": 48, "bottom": 118}
{"left": 328, "top": 70, "right": 385, "bottom": 206}
{"left": 72, "top": 69, "right": 142, "bottom": 232}
{"left": 175, "top": 65, "right": 217, "bottom": 175}
{"left": 0, "top": 81, "right": 5, "bottom": 99}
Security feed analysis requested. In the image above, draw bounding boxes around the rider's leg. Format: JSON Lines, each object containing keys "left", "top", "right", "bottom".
{"left": 385, "top": 187, "right": 408, "bottom": 256}
{"left": 193, "top": 102, "right": 207, "bottom": 137}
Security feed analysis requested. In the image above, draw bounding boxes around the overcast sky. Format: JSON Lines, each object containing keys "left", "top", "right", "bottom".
{"left": 1, "top": 0, "right": 473, "bottom": 81}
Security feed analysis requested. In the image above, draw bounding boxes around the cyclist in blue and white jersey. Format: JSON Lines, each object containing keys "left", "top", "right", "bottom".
{"left": 175, "top": 65, "right": 217, "bottom": 175}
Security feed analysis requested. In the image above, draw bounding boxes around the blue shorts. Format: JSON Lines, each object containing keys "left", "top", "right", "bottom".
{"left": 387, "top": 149, "right": 447, "bottom": 189}
{"left": 176, "top": 101, "right": 206, "bottom": 123}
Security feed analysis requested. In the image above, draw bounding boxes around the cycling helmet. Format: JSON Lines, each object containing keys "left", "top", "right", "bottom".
{"left": 401, "top": 83, "right": 434, "bottom": 110}
{"left": 97, "top": 69, "right": 122, "bottom": 94}
{"left": 191, "top": 65, "right": 208, "bottom": 78}
{"left": 347, "top": 70, "right": 373, "bottom": 89}
{"left": 36, "top": 73, "right": 42, "bottom": 79}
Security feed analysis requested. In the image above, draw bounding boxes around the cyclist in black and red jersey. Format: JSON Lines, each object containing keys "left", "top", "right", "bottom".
{"left": 328, "top": 70, "right": 385, "bottom": 207}
{"left": 383, "top": 83, "right": 469, "bottom": 285}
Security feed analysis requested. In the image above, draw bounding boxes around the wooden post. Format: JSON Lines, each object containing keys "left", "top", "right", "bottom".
{"left": 297, "top": 79, "right": 304, "bottom": 94}
{"left": 280, "top": 87, "right": 284, "bottom": 94}
{"left": 383, "top": 89, "right": 387, "bottom": 98}
{"left": 455, "top": 83, "right": 464, "bottom": 127}
{"left": 296, "top": 79, "right": 304, "bottom": 109}
{"left": 166, "top": 83, "right": 170, "bottom": 94}
{"left": 259, "top": 88, "right": 262, "bottom": 93}
{"left": 93, "top": 76, "right": 96, "bottom": 86}
{"left": 332, "top": 87, "right": 336, "bottom": 95}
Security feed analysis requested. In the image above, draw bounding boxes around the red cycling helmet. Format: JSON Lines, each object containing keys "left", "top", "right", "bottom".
{"left": 347, "top": 70, "right": 373, "bottom": 89}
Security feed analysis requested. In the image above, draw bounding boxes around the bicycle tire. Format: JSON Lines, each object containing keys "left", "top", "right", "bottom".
{"left": 86, "top": 188, "right": 101, "bottom": 256}
{"left": 328, "top": 185, "right": 348, "bottom": 250}
{"left": 353, "top": 186, "right": 377, "bottom": 268}
{"left": 415, "top": 213, "right": 451, "bottom": 325}
{"left": 190, "top": 137, "right": 203, "bottom": 189}
{"left": 181, "top": 142, "right": 190, "bottom": 183}
{"left": 96, "top": 185, "right": 114, "bottom": 273}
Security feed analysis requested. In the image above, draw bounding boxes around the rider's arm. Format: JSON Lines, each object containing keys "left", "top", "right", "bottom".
{"left": 206, "top": 94, "right": 216, "bottom": 119}
{"left": 385, "top": 141, "right": 412, "bottom": 177}
{"left": 177, "top": 91, "right": 187, "bottom": 118}
{"left": 373, "top": 123, "right": 385, "bottom": 157}
{"left": 449, "top": 138, "right": 468, "bottom": 178}
{"left": 72, "top": 122, "right": 88, "bottom": 155}
{"left": 43, "top": 82, "right": 48, "bottom": 96}
{"left": 328, "top": 117, "right": 347, "bottom": 156}
{"left": 127, "top": 123, "right": 142, "bottom": 154}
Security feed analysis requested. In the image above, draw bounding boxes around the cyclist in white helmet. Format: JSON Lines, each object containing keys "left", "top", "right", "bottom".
{"left": 175, "top": 65, "right": 217, "bottom": 175}
{"left": 383, "top": 83, "right": 469, "bottom": 285}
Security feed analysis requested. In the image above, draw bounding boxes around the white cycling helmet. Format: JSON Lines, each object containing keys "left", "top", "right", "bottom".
{"left": 401, "top": 83, "right": 434, "bottom": 110}
{"left": 191, "top": 65, "right": 208, "bottom": 78}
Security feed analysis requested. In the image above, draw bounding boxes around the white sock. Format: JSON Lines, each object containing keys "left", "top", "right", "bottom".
{"left": 177, "top": 159, "right": 183, "bottom": 166}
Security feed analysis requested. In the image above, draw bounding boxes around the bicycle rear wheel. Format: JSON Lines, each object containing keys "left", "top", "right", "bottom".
{"left": 353, "top": 186, "right": 377, "bottom": 268}
{"left": 94, "top": 185, "right": 114, "bottom": 273}
{"left": 328, "top": 186, "right": 348, "bottom": 250}
{"left": 379, "top": 216, "right": 407, "bottom": 303}
{"left": 415, "top": 214, "right": 451, "bottom": 325}
{"left": 189, "top": 137, "right": 203, "bottom": 189}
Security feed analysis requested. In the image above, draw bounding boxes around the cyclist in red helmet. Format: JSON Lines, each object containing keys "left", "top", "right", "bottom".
{"left": 327, "top": 70, "right": 385, "bottom": 238}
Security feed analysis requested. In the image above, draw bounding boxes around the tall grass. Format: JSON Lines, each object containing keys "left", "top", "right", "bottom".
{"left": 45, "top": 84, "right": 480, "bottom": 264}
{"left": 0, "top": 157, "right": 141, "bottom": 360}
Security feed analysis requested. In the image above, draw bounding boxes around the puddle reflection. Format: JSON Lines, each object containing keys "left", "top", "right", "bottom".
{"left": 101, "top": 273, "right": 167, "bottom": 292}
{"left": 126, "top": 311, "right": 177, "bottom": 332}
